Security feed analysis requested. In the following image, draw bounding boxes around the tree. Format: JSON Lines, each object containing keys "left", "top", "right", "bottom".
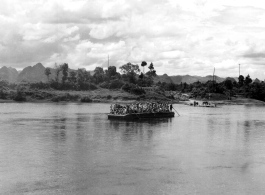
{"left": 93, "top": 67, "right": 105, "bottom": 84}
{"left": 249, "top": 82, "right": 265, "bottom": 101}
{"left": 224, "top": 79, "right": 233, "bottom": 90}
{"left": 60, "top": 63, "right": 68, "bottom": 85}
{"left": 68, "top": 71, "right": 77, "bottom": 86}
{"left": 54, "top": 63, "right": 60, "bottom": 83}
{"left": 105, "top": 66, "right": 117, "bottom": 80}
{"left": 224, "top": 79, "right": 233, "bottom": 100}
{"left": 166, "top": 82, "right": 177, "bottom": 91}
{"left": 120, "top": 62, "right": 140, "bottom": 84}
{"left": 232, "top": 81, "right": 237, "bottom": 87}
{"left": 84, "top": 70, "right": 92, "bottom": 84}
{"left": 183, "top": 82, "right": 187, "bottom": 89}
{"left": 141, "top": 61, "right": 147, "bottom": 73}
{"left": 238, "top": 75, "right": 244, "bottom": 87}
{"left": 120, "top": 62, "right": 140, "bottom": 75}
{"left": 139, "top": 72, "right": 144, "bottom": 79}
{"left": 146, "top": 62, "right": 157, "bottom": 78}
{"left": 44, "top": 67, "right": 51, "bottom": 82}
{"left": 245, "top": 74, "right": 252, "bottom": 86}
{"left": 77, "top": 69, "right": 85, "bottom": 89}
{"left": 139, "top": 62, "right": 156, "bottom": 86}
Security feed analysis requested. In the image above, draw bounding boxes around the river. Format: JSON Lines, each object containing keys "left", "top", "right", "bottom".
{"left": 0, "top": 103, "right": 265, "bottom": 195}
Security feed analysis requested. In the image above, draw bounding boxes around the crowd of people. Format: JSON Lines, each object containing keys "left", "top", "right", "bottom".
{"left": 110, "top": 102, "right": 173, "bottom": 115}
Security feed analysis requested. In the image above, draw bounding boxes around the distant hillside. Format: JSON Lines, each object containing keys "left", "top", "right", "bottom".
{"left": 225, "top": 77, "right": 237, "bottom": 82}
{"left": 153, "top": 74, "right": 173, "bottom": 83}
{"left": 0, "top": 63, "right": 254, "bottom": 84}
{"left": 16, "top": 63, "right": 94, "bottom": 83}
{"left": 17, "top": 63, "right": 47, "bottom": 82}
{"left": 0, "top": 66, "right": 19, "bottom": 83}
{"left": 154, "top": 74, "right": 235, "bottom": 84}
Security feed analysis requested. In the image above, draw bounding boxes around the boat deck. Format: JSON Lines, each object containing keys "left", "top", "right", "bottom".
{"left": 108, "top": 112, "right": 175, "bottom": 120}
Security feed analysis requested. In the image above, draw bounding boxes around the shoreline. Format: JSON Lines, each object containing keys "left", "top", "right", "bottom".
{"left": 185, "top": 98, "right": 265, "bottom": 105}
{"left": 1, "top": 98, "right": 264, "bottom": 105}
{"left": 0, "top": 89, "right": 264, "bottom": 105}
{"left": 0, "top": 99, "right": 179, "bottom": 104}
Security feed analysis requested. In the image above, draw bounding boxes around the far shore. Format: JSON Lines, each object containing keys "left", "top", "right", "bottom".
{"left": 186, "top": 97, "right": 265, "bottom": 105}
{"left": 0, "top": 88, "right": 264, "bottom": 105}
{"left": 1, "top": 96, "right": 264, "bottom": 105}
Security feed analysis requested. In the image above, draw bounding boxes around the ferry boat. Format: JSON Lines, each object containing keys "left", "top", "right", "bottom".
{"left": 108, "top": 102, "right": 177, "bottom": 120}
{"left": 108, "top": 111, "right": 175, "bottom": 120}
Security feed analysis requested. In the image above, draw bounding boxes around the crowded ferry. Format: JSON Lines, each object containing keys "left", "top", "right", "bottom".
{"left": 108, "top": 102, "right": 175, "bottom": 120}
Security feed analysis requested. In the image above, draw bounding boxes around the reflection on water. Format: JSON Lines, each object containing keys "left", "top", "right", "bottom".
{"left": 0, "top": 103, "right": 265, "bottom": 195}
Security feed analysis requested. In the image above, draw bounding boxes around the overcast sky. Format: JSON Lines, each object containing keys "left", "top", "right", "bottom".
{"left": 1, "top": 0, "right": 265, "bottom": 79}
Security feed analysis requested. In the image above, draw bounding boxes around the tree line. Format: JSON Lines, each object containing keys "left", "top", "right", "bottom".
{"left": 1, "top": 61, "right": 265, "bottom": 102}
{"left": 157, "top": 74, "right": 265, "bottom": 101}
{"left": 42, "top": 61, "right": 157, "bottom": 94}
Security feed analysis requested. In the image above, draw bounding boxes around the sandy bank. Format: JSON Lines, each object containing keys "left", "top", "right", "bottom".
{"left": 186, "top": 97, "right": 265, "bottom": 105}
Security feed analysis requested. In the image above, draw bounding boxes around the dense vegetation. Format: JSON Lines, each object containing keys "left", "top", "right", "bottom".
{"left": 0, "top": 62, "right": 157, "bottom": 101}
{"left": 0, "top": 61, "right": 265, "bottom": 102}
{"left": 42, "top": 62, "right": 157, "bottom": 94}
{"left": 158, "top": 74, "right": 265, "bottom": 101}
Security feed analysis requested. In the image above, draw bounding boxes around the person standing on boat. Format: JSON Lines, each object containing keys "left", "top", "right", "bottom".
{"left": 126, "top": 105, "right": 130, "bottom": 114}
{"left": 170, "top": 104, "right": 173, "bottom": 111}
{"left": 110, "top": 105, "right": 113, "bottom": 114}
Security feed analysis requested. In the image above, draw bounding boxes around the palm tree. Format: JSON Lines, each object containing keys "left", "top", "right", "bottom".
{"left": 44, "top": 67, "right": 51, "bottom": 82}
{"left": 141, "top": 61, "right": 147, "bottom": 74}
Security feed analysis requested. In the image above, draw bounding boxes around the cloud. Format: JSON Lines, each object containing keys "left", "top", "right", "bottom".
{"left": 211, "top": 6, "right": 265, "bottom": 26}
{"left": 243, "top": 52, "right": 265, "bottom": 59}
{"left": 0, "top": 0, "right": 265, "bottom": 79}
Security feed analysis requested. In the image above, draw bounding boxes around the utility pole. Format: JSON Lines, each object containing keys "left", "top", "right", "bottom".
{"left": 108, "top": 55, "right": 109, "bottom": 68}
{"left": 239, "top": 64, "right": 240, "bottom": 76}
{"left": 213, "top": 67, "right": 215, "bottom": 83}
{"left": 212, "top": 67, "right": 215, "bottom": 94}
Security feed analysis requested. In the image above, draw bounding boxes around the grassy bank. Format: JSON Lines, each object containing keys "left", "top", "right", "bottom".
{"left": 179, "top": 92, "right": 264, "bottom": 105}
{"left": 186, "top": 97, "right": 265, "bottom": 105}
{"left": 1, "top": 88, "right": 264, "bottom": 105}
{"left": 0, "top": 88, "right": 176, "bottom": 104}
{"left": 215, "top": 97, "right": 265, "bottom": 105}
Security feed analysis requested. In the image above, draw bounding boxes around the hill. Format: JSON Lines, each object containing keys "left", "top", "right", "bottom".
{"left": 154, "top": 74, "right": 235, "bottom": 84}
{"left": 153, "top": 74, "right": 173, "bottom": 83}
{"left": 0, "top": 63, "right": 255, "bottom": 85}
{"left": 0, "top": 66, "right": 19, "bottom": 83}
{"left": 16, "top": 63, "right": 93, "bottom": 83}
{"left": 17, "top": 63, "right": 47, "bottom": 82}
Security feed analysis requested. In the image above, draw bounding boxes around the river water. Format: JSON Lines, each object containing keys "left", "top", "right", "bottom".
{"left": 0, "top": 103, "right": 265, "bottom": 195}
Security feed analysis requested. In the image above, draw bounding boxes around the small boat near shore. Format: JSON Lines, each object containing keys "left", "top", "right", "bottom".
{"left": 108, "top": 112, "right": 175, "bottom": 120}
{"left": 185, "top": 100, "right": 216, "bottom": 107}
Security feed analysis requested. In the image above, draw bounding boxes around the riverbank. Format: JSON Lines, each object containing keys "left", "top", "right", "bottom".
{"left": 185, "top": 97, "right": 265, "bottom": 105}
{"left": 1, "top": 89, "right": 264, "bottom": 105}
{"left": 215, "top": 97, "right": 265, "bottom": 105}
{"left": 0, "top": 88, "right": 177, "bottom": 104}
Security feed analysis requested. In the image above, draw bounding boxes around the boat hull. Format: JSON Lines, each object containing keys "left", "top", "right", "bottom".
{"left": 108, "top": 112, "right": 175, "bottom": 120}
